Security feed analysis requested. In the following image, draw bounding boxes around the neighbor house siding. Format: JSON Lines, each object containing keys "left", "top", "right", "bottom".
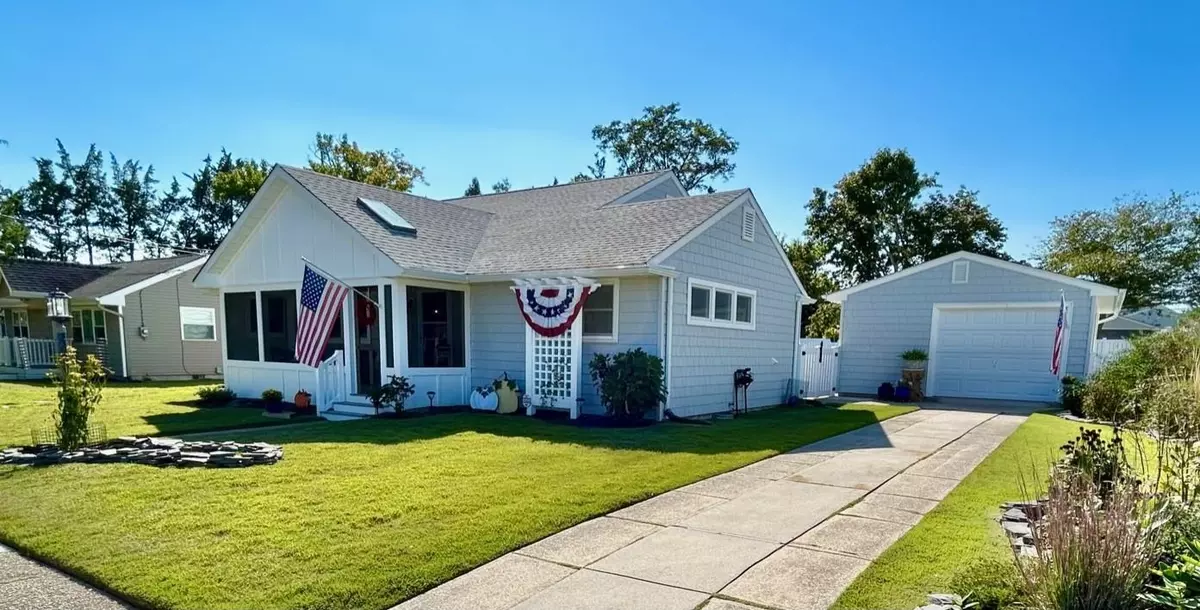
{"left": 838, "top": 260, "right": 1093, "bottom": 396}
{"left": 73, "top": 310, "right": 123, "bottom": 376}
{"left": 468, "top": 276, "right": 662, "bottom": 415}
{"left": 663, "top": 206, "right": 801, "bottom": 417}
{"left": 122, "top": 273, "right": 223, "bottom": 379}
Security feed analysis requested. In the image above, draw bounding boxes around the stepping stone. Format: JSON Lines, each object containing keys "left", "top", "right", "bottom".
{"left": 722, "top": 546, "right": 869, "bottom": 610}
{"left": 517, "top": 517, "right": 660, "bottom": 568}
{"left": 680, "top": 472, "right": 772, "bottom": 499}
{"left": 681, "top": 480, "right": 865, "bottom": 544}
{"left": 875, "top": 474, "right": 961, "bottom": 501}
{"left": 511, "top": 569, "right": 707, "bottom": 610}
{"left": 590, "top": 527, "right": 778, "bottom": 593}
{"left": 393, "top": 554, "right": 574, "bottom": 610}
{"left": 793, "top": 515, "right": 911, "bottom": 560}
{"left": 610, "top": 491, "right": 725, "bottom": 527}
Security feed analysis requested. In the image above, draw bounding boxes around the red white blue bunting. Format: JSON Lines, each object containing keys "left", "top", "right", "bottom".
{"left": 512, "top": 282, "right": 597, "bottom": 337}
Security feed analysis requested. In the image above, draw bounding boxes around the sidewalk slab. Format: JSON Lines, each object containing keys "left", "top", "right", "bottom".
{"left": 793, "top": 515, "right": 911, "bottom": 560}
{"left": 516, "top": 517, "right": 660, "bottom": 568}
{"left": 681, "top": 480, "right": 865, "bottom": 543}
{"left": 875, "top": 473, "right": 962, "bottom": 501}
{"left": 511, "top": 569, "right": 708, "bottom": 610}
{"left": 790, "top": 448, "right": 925, "bottom": 490}
{"left": 721, "top": 546, "right": 869, "bottom": 610}
{"left": 590, "top": 527, "right": 778, "bottom": 593}
{"left": 680, "top": 472, "right": 772, "bottom": 499}
{"left": 394, "top": 554, "right": 574, "bottom": 610}
{"left": 609, "top": 491, "right": 725, "bottom": 526}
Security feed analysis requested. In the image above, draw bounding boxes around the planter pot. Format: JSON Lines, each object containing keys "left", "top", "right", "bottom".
{"left": 903, "top": 359, "right": 927, "bottom": 371}
{"left": 470, "top": 390, "right": 499, "bottom": 412}
{"left": 264, "top": 401, "right": 285, "bottom": 414}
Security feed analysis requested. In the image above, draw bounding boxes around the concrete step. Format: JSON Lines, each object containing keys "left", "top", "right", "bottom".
{"left": 322, "top": 410, "right": 372, "bottom": 422}
{"left": 327, "top": 401, "right": 380, "bottom": 417}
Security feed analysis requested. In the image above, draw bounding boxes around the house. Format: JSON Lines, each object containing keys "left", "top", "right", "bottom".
{"left": 824, "top": 251, "right": 1126, "bottom": 403}
{"left": 0, "top": 255, "right": 223, "bottom": 380}
{"left": 192, "top": 165, "right": 812, "bottom": 419}
{"left": 1097, "top": 306, "right": 1181, "bottom": 339}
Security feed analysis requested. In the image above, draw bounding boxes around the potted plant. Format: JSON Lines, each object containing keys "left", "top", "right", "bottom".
{"left": 589, "top": 348, "right": 667, "bottom": 424}
{"left": 261, "top": 388, "right": 285, "bottom": 413}
{"left": 1060, "top": 376, "right": 1084, "bottom": 418}
{"left": 900, "top": 348, "right": 928, "bottom": 371}
{"left": 368, "top": 375, "right": 416, "bottom": 414}
{"left": 470, "top": 385, "right": 499, "bottom": 411}
{"left": 294, "top": 389, "right": 313, "bottom": 414}
{"left": 492, "top": 372, "right": 520, "bottom": 414}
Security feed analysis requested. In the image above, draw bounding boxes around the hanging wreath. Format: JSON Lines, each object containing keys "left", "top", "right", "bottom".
{"left": 512, "top": 284, "right": 596, "bottom": 337}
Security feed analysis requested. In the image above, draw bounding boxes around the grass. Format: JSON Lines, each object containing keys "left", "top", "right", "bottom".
{"left": 0, "top": 401, "right": 911, "bottom": 610}
{"left": 833, "top": 413, "right": 1103, "bottom": 610}
{"left": 0, "top": 380, "right": 302, "bottom": 448}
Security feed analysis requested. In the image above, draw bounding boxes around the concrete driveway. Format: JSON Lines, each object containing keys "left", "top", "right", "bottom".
{"left": 396, "top": 407, "right": 1028, "bottom": 610}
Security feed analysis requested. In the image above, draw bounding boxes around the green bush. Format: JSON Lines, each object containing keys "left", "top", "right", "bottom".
{"left": 369, "top": 375, "right": 416, "bottom": 412}
{"left": 900, "top": 348, "right": 929, "bottom": 361}
{"left": 48, "top": 347, "right": 105, "bottom": 450}
{"left": 588, "top": 348, "right": 667, "bottom": 421}
{"left": 1059, "top": 427, "right": 1128, "bottom": 493}
{"left": 949, "top": 557, "right": 1021, "bottom": 609}
{"left": 261, "top": 389, "right": 284, "bottom": 403}
{"left": 196, "top": 385, "right": 237, "bottom": 406}
{"left": 1142, "top": 540, "right": 1200, "bottom": 609}
{"left": 1060, "top": 376, "right": 1085, "bottom": 418}
{"left": 1085, "top": 320, "right": 1200, "bottom": 424}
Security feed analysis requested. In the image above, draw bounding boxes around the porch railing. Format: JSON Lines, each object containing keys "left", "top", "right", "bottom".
{"left": 0, "top": 338, "right": 59, "bottom": 368}
{"left": 315, "top": 350, "right": 346, "bottom": 411}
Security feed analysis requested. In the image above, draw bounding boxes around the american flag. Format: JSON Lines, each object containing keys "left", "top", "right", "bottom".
{"left": 294, "top": 264, "right": 350, "bottom": 367}
{"left": 1050, "top": 292, "right": 1067, "bottom": 375}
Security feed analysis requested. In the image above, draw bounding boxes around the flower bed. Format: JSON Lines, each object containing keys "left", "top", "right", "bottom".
{"left": 0, "top": 436, "right": 283, "bottom": 468}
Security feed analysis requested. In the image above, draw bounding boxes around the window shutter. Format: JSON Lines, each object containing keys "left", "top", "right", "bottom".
{"left": 741, "top": 207, "right": 756, "bottom": 242}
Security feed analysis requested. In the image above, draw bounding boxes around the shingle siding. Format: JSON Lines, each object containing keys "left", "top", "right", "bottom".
{"left": 469, "top": 276, "right": 662, "bottom": 415}
{"left": 664, "top": 205, "right": 802, "bottom": 417}
{"left": 122, "top": 274, "right": 223, "bottom": 379}
{"left": 838, "top": 259, "right": 1093, "bottom": 396}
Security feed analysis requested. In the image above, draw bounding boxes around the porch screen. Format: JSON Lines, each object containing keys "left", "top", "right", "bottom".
{"left": 406, "top": 287, "right": 465, "bottom": 368}
{"left": 224, "top": 292, "right": 259, "bottom": 361}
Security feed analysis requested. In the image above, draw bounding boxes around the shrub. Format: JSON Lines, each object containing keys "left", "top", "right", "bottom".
{"left": 900, "top": 348, "right": 929, "bottom": 361}
{"left": 1060, "top": 376, "right": 1085, "bottom": 418}
{"left": 1084, "top": 321, "right": 1200, "bottom": 424}
{"left": 1141, "top": 540, "right": 1200, "bottom": 609}
{"left": 261, "top": 389, "right": 284, "bottom": 403}
{"left": 1059, "top": 427, "right": 1128, "bottom": 493}
{"left": 196, "top": 385, "right": 236, "bottom": 406}
{"left": 589, "top": 348, "right": 667, "bottom": 421}
{"left": 369, "top": 375, "right": 416, "bottom": 412}
{"left": 48, "top": 346, "right": 105, "bottom": 450}
{"left": 949, "top": 557, "right": 1022, "bottom": 610}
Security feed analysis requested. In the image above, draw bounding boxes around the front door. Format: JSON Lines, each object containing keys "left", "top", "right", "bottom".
{"left": 353, "top": 286, "right": 381, "bottom": 395}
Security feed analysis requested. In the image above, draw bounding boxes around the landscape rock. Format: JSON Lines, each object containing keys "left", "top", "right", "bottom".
{"left": 0, "top": 437, "right": 283, "bottom": 469}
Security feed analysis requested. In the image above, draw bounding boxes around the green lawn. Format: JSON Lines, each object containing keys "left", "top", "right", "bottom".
{"left": 833, "top": 413, "right": 1099, "bottom": 610}
{"left": 0, "top": 402, "right": 911, "bottom": 610}
{"left": 0, "top": 380, "right": 300, "bottom": 448}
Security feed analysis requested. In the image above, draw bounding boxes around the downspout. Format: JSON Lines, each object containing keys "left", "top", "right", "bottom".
{"left": 662, "top": 276, "right": 674, "bottom": 421}
{"left": 98, "top": 305, "right": 128, "bottom": 379}
{"left": 791, "top": 298, "right": 801, "bottom": 398}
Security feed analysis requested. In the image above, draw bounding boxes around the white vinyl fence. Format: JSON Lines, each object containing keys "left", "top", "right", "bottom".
{"left": 797, "top": 338, "right": 840, "bottom": 398}
{"left": 1090, "top": 338, "right": 1133, "bottom": 375}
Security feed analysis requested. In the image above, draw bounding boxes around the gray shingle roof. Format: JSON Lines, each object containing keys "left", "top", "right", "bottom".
{"left": 1, "top": 255, "right": 204, "bottom": 299}
{"left": 277, "top": 166, "right": 747, "bottom": 276}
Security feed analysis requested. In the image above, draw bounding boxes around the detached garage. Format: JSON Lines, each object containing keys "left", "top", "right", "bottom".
{"left": 825, "top": 252, "right": 1125, "bottom": 403}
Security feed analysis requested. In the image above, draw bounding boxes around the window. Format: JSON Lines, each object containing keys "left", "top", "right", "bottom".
{"left": 261, "top": 290, "right": 298, "bottom": 363}
{"left": 687, "top": 279, "right": 756, "bottom": 329}
{"left": 582, "top": 282, "right": 618, "bottom": 342}
{"left": 952, "top": 260, "right": 970, "bottom": 284}
{"left": 180, "top": 306, "right": 217, "bottom": 341}
{"left": 224, "top": 292, "right": 259, "bottom": 361}
{"left": 5, "top": 310, "right": 30, "bottom": 338}
{"left": 741, "top": 207, "right": 756, "bottom": 242}
{"left": 71, "top": 310, "right": 106, "bottom": 344}
{"left": 407, "top": 287, "right": 465, "bottom": 368}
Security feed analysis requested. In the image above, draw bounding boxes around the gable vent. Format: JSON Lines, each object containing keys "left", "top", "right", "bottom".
{"left": 741, "top": 207, "right": 756, "bottom": 242}
{"left": 952, "top": 260, "right": 970, "bottom": 284}
{"left": 358, "top": 197, "right": 416, "bottom": 235}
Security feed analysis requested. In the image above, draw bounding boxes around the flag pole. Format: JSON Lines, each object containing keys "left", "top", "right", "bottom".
{"left": 300, "top": 257, "right": 382, "bottom": 309}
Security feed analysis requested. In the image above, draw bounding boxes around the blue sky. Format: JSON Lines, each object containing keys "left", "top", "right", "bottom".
{"left": 2, "top": 1, "right": 1196, "bottom": 259}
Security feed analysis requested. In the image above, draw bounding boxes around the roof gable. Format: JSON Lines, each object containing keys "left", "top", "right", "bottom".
{"left": 0, "top": 255, "right": 205, "bottom": 300}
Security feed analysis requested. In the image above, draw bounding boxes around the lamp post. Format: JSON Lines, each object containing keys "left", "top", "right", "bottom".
{"left": 45, "top": 289, "right": 71, "bottom": 354}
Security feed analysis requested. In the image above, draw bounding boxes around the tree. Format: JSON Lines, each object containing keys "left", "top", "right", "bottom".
{"left": 0, "top": 183, "right": 30, "bottom": 260}
{"left": 591, "top": 103, "right": 738, "bottom": 193}
{"left": 100, "top": 155, "right": 157, "bottom": 261}
{"left": 146, "top": 177, "right": 187, "bottom": 257}
{"left": 805, "top": 148, "right": 1007, "bottom": 285}
{"left": 783, "top": 237, "right": 841, "bottom": 339}
{"left": 491, "top": 178, "right": 511, "bottom": 193}
{"left": 176, "top": 151, "right": 268, "bottom": 251}
{"left": 1035, "top": 192, "right": 1200, "bottom": 308}
{"left": 58, "top": 142, "right": 108, "bottom": 264}
{"left": 23, "top": 157, "right": 75, "bottom": 261}
{"left": 463, "top": 177, "right": 482, "bottom": 197}
{"left": 308, "top": 132, "right": 424, "bottom": 191}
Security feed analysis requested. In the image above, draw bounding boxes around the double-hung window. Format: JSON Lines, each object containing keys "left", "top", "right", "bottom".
{"left": 582, "top": 281, "right": 618, "bottom": 342}
{"left": 686, "top": 279, "right": 756, "bottom": 330}
{"left": 6, "top": 310, "right": 30, "bottom": 338}
{"left": 180, "top": 307, "right": 217, "bottom": 341}
{"left": 72, "top": 310, "right": 107, "bottom": 344}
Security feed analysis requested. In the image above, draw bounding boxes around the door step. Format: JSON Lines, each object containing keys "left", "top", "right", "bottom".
{"left": 322, "top": 410, "right": 372, "bottom": 422}
{"left": 326, "top": 401, "right": 381, "bottom": 417}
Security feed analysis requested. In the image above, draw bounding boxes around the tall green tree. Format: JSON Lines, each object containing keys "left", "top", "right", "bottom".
{"left": 1035, "top": 192, "right": 1200, "bottom": 308}
{"left": 463, "top": 177, "right": 482, "bottom": 197}
{"left": 146, "top": 177, "right": 188, "bottom": 257}
{"left": 491, "top": 178, "right": 511, "bottom": 193}
{"left": 23, "top": 157, "right": 75, "bottom": 261}
{"left": 308, "top": 133, "right": 424, "bottom": 191}
{"left": 176, "top": 151, "right": 269, "bottom": 251}
{"left": 591, "top": 103, "right": 738, "bottom": 193}
{"left": 782, "top": 237, "right": 841, "bottom": 339}
{"left": 100, "top": 155, "right": 157, "bottom": 261}
{"left": 0, "top": 183, "right": 30, "bottom": 260}
{"left": 58, "top": 141, "right": 108, "bottom": 264}
{"left": 805, "top": 148, "right": 1007, "bottom": 285}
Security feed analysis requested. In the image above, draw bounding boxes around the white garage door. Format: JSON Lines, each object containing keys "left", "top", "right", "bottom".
{"left": 930, "top": 306, "right": 1065, "bottom": 402}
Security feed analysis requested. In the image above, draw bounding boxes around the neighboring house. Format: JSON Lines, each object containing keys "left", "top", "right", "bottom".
{"left": 824, "top": 252, "right": 1126, "bottom": 403}
{"left": 192, "top": 165, "right": 812, "bottom": 419}
{"left": 1097, "top": 306, "right": 1181, "bottom": 339}
{"left": 0, "top": 255, "right": 223, "bottom": 380}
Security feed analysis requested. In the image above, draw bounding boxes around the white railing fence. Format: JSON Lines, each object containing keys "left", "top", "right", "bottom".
{"left": 315, "top": 350, "right": 346, "bottom": 411}
{"left": 0, "top": 338, "right": 59, "bottom": 368}
{"left": 1090, "top": 338, "right": 1133, "bottom": 375}
{"left": 797, "top": 338, "right": 840, "bottom": 398}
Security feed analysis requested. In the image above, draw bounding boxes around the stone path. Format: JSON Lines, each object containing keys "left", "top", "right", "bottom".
{"left": 0, "top": 544, "right": 130, "bottom": 610}
{"left": 395, "top": 408, "right": 1027, "bottom": 610}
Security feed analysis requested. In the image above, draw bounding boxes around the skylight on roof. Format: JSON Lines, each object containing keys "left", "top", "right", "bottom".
{"left": 358, "top": 197, "right": 416, "bottom": 235}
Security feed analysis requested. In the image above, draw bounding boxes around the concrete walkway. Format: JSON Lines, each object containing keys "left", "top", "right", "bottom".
{"left": 395, "top": 408, "right": 1027, "bottom": 610}
{"left": 0, "top": 544, "right": 130, "bottom": 610}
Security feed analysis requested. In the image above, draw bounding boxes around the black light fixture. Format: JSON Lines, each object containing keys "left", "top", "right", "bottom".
{"left": 45, "top": 289, "right": 70, "bottom": 323}
{"left": 426, "top": 391, "right": 436, "bottom": 410}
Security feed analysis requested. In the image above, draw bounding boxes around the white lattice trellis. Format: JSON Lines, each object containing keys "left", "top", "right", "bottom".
{"left": 524, "top": 321, "right": 581, "bottom": 418}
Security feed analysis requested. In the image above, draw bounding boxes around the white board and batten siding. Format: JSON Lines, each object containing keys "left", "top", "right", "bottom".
{"left": 663, "top": 204, "right": 804, "bottom": 417}
{"left": 839, "top": 259, "right": 1093, "bottom": 402}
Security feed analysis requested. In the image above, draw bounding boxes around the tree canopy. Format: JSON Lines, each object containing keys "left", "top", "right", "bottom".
{"left": 590, "top": 103, "right": 738, "bottom": 193}
{"left": 308, "top": 133, "right": 424, "bottom": 192}
{"left": 463, "top": 177, "right": 482, "bottom": 197}
{"left": 782, "top": 237, "right": 841, "bottom": 339}
{"left": 1036, "top": 192, "right": 1200, "bottom": 308}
